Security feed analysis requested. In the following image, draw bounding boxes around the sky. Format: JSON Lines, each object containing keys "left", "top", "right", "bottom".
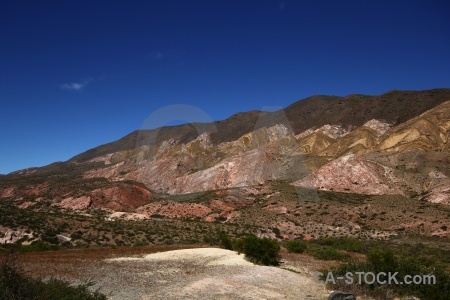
{"left": 1, "top": 0, "right": 450, "bottom": 174}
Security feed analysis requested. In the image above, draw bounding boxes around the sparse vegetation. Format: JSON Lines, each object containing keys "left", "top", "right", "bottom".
{"left": 232, "top": 235, "right": 280, "bottom": 266}
{"left": 321, "top": 249, "right": 450, "bottom": 300}
{"left": 0, "top": 255, "right": 107, "bottom": 300}
{"left": 285, "top": 240, "right": 307, "bottom": 253}
{"left": 307, "top": 245, "right": 350, "bottom": 261}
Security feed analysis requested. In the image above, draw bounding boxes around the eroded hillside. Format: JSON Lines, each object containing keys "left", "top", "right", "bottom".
{"left": 1, "top": 89, "right": 450, "bottom": 246}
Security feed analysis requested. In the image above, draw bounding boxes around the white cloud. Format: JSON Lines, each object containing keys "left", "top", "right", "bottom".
{"left": 60, "top": 78, "right": 94, "bottom": 92}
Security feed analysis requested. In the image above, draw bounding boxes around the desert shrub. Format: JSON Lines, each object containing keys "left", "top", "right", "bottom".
{"left": 272, "top": 227, "right": 282, "bottom": 239}
{"left": 334, "top": 238, "right": 367, "bottom": 253}
{"left": 150, "top": 214, "right": 164, "bottom": 219}
{"left": 366, "top": 248, "right": 397, "bottom": 272}
{"left": 181, "top": 238, "right": 200, "bottom": 244}
{"left": 0, "top": 255, "right": 107, "bottom": 300}
{"left": 321, "top": 249, "right": 450, "bottom": 300}
{"left": 307, "top": 245, "right": 350, "bottom": 261}
{"left": 20, "top": 241, "right": 59, "bottom": 253}
{"left": 240, "top": 235, "right": 280, "bottom": 266}
{"left": 232, "top": 238, "right": 244, "bottom": 254}
{"left": 218, "top": 232, "right": 233, "bottom": 250}
{"left": 163, "top": 239, "right": 174, "bottom": 245}
{"left": 132, "top": 239, "right": 147, "bottom": 247}
{"left": 202, "top": 235, "right": 211, "bottom": 245}
{"left": 310, "top": 237, "right": 373, "bottom": 253}
{"left": 1, "top": 241, "right": 59, "bottom": 254}
{"left": 70, "top": 232, "right": 83, "bottom": 240}
{"left": 285, "top": 240, "right": 307, "bottom": 253}
{"left": 41, "top": 230, "right": 60, "bottom": 245}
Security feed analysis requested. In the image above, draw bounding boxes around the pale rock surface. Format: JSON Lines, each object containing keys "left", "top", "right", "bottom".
{"left": 362, "top": 119, "right": 392, "bottom": 136}
{"left": 136, "top": 201, "right": 212, "bottom": 219}
{"left": 106, "top": 212, "right": 150, "bottom": 221}
{"left": 18, "top": 201, "right": 37, "bottom": 209}
{"left": 293, "top": 154, "right": 404, "bottom": 195}
{"left": 54, "top": 195, "right": 92, "bottom": 210}
{"left": 104, "top": 248, "right": 329, "bottom": 300}
{"left": 56, "top": 234, "right": 72, "bottom": 244}
{"left": 295, "top": 128, "right": 315, "bottom": 140}
{"left": 425, "top": 184, "right": 450, "bottom": 205}
{"left": 87, "top": 153, "right": 114, "bottom": 165}
{"left": 0, "top": 227, "right": 34, "bottom": 244}
{"left": 314, "top": 124, "right": 350, "bottom": 139}
{"left": 157, "top": 138, "right": 180, "bottom": 156}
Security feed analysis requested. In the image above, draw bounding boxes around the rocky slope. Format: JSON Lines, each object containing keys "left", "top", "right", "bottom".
{"left": 85, "top": 98, "right": 449, "bottom": 200}
{"left": 0, "top": 88, "right": 449, "bottom": 226}
{"left": 294, "top": 100, "right": 450, "bottom": 201}
{"left": 293, "top": 154, "right": 405, "bottom": 195}
{"left": 67, "top": 88, "right": 450, "bottom": 163}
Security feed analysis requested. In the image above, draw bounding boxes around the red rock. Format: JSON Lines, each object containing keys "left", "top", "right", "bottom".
{"left": 89, "top": 184, "right": 154, "bottom": 211}
{"left": 210, "top": 200, "right": 234, "bottom": 211}
{"left": 18, "top": 201, "right": 36, "bottom": 209}
{"left": 55, "top": 195, "right": 92, "bottom": 210}
{"left": 0, "top": 186, "right": 18, "bottom": 198}
{"left": 137, "top": 201, "right": 212, "bottom": 219}
{"left": 293, "top": 154, "right": 404, "bottom": 195}
{"left": 263, "top": 205, "right": 287, "bottom": 214}
{"left": 204, "top": 214, "right": 220, "bottom": 222}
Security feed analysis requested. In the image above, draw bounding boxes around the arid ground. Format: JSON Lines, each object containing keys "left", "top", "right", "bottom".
{"left": 14, "top": 245, "right": 336, "bottom": 299}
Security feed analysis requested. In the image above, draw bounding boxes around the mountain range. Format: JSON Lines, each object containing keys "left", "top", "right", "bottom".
{"left": 1, "top": 88, "right": 449, "bottom": 245}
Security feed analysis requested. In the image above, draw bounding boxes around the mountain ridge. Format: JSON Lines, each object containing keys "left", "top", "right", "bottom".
{"left": 68, "top": 88, "right": 450, "bottom": 164}
{"left": 1, "top": 87, "right": 450, "bottom": 245}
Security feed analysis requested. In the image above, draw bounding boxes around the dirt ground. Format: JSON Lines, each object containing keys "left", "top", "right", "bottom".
{"left": 14, "top": 245, "right": 334, "bottom": 300}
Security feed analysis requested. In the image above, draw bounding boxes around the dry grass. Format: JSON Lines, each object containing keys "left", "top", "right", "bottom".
{"left": 13, "top": 244, "right": 206, "bottom": 279}
{"left": 11, "top": 245, "right": 331, "bottom": 299}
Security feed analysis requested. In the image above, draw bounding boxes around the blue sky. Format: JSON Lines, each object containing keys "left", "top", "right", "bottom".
{"left": 1, "top": 0, "right": 449, "bottom": 174}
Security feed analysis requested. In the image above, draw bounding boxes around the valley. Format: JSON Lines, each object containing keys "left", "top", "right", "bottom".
{"left": 1, "top": 89, "right": 450, "bottom": 299}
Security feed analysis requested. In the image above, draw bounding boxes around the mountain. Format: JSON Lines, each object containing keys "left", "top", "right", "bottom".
{"left": 1, "top": 88, "right": 450, "bottom": 245}
{"left": 294, "top": 99, "right": 450, "bottom": 202}
{"left": 3, "top": 88, "right": 450, "bottom": 198}
{"left": 69, "top": 88, "right": 450, "bottom": 163}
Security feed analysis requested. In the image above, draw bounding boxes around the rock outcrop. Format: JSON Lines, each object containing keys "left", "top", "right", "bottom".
{"left": 51, "top": 183, "right": 157, "bottom": 212}
{"left": 377, "top": 100, "right": 450, "bottom": 152}
{"left": 424, "top": 184, "right": 450, "bottom": 205}
{"left": 1, "top": 90, "right": 450, "bottom": 213}
{"left": 293, "top": 154, "right": 403, "bottom": 195}
{"left": 55, "top": 195, "right": 92, "bottom": 210}
{"left": 0, "top": 227, "right": 34, "bottom": 244}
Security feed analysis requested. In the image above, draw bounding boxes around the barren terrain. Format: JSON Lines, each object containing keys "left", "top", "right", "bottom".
{"left": 16, "top": 246, "right": 332, "bottom": 300}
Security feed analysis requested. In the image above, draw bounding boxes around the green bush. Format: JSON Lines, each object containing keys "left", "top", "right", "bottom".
{"left": 232, "top": 238, "right": 244, "bottom": 254}
{"left": 366, "top": 248, "right": 397, "bottom": 272}
{"left": 0, "top": 255, "right": 107, "bottom": 300}
{"left": 0, "top": 241, "right": 59, "bottom": 254}
{"left": 333, "top": 238, "right": 366, "bottom": 253}
{"left": 70, "top": 232, "right": 83, "bottom": 240}
{"left": 20, "top": 241, "right": 59, "bottom": 253}
{"left": 321, "top": 249, "right": 450, "bottom": 300}
{"left": 307, "top": 245, "right": 350, "bottom": 261}
{"left": 310, "top": 237, "right": 369, "bottom": 253}
{"left": 241, "top": 235, "right": 280, "bottom": 266}
{"left": 285, "top": 240, "right": 307, "bottom": 253}
{"left": 132, "top": 239, "right": 147, "bottom": 247}
{"left": 150, "top": 214, "right": 164, "bottom": 219}
{"left": 218, "top": 232, "right": 233, "bottom": 250}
